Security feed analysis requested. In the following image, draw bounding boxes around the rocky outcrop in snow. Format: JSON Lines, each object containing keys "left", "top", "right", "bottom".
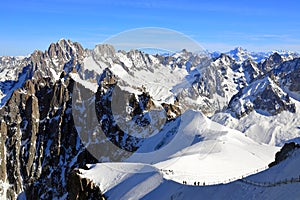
{"left": 269, "top": 142, "right": 300, "bottom": 167}
{"left": 67, "top": 169, "right": 105, "bottom": 200}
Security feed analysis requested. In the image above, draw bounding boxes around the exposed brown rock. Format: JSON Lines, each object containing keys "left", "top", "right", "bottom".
{"left": 67, "top": 169, "right": 105, "bottom": 200}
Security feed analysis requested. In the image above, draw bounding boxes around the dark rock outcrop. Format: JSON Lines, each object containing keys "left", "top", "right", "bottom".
{"left": 67, "top": 169, "right": 105, "bottom": 200}
{"left": 259, "top": 52, "right": 283, "bottom": 73}
{"left": 269, "top": 142, "right": 300, "bottom": 167}
{"left": 241, "top": 59, "right": 261, "bottom": 83}
{"left": 274, "top": 58, "right": 300, "bottom": 98}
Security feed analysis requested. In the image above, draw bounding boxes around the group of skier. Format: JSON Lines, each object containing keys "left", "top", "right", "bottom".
{"left": 182, "top": 181, "right": 205, "bottom": 186}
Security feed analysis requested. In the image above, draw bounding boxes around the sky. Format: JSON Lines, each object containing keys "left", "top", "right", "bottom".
{"left": 1, "top": 0, "right": 300, "bottom": 56}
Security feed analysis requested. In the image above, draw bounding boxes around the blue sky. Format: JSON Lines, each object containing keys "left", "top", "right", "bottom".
{"left": 1, "top": 0, "right": 300, "bottom": 55}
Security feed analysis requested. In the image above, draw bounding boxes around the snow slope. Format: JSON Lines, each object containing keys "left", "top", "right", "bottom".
{"left": 79, "top": 109, "right": 280, "bottom": 199}
{"left": 125, "top": 110, "right": 278, "bottom": 184}
{"left": 80, "top": 146, "right": 300, "bottom": 200}
{"left": 212, "top": 99, "right": 300, "bottom": 146}
{"left": 79, "top": 163, "right": 163, "bottom": 200}
{"left": 143, "top": 148, "right": 300, "bottom": 200}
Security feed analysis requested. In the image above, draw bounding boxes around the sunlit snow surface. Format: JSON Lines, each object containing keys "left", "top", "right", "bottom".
{"left": 78, "top": 110, "right": 286, "bottom": 200}
{"left": 212, "top": 99, "right": 300, "bottom": 146}
{"left": 80, "top": 142, "right": 300, "bottom": 200}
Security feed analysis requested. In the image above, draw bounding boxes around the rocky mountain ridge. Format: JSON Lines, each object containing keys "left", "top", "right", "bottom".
{"left": 0, "top": 39, "right": 300, "bottom": 199}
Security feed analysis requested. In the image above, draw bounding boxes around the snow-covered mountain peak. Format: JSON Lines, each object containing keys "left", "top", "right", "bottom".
{"left": 259, "top": 52, "right": 283, "bottom": 73}
{"left": 268, "top": 52, "right": 282, "bottom": 61}
{"left": 229, "top": 46, "right": 246, "bottom": 54}
{"left": 93, "top": 43, "right": 116, "bottom": 59}
{"left": 47, "top": 39, "right": 85, "bottom": 63}
{"left": 227, "top": 47, "right": 252, "bottom": 63}
{"left": 225, "top": 47, "right": 299, "bottom": 65}
{"left": 227, "top": 47, "right": 267, "bottom": 64}
{"left": 215, "top": 53, "right": 235, "bottom": 65}
{"left": 271, "top": 49, "right": 299, "bottom": 58}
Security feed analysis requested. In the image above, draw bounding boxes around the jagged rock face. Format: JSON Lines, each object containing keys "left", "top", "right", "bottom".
{"left": 0, "top": 41, "right": 89, "bottom": 200}
{"left": 252, "top": 84, "right": 295, "bottom": 115}
{"left": 259, "top": 52, "right": 283, "bottom": 73}
{"left": 92, "top": 68, "right": 178, "bottom": 160}
{"left": 179, "top": 53, "right": 263, "bottom": 115}
{"left": 284, "top": 67, "right": 300, "bottom": 92}
{"left": 83, "top": 44, "right": 235, "bottom": 116}
{"left": 0, "top": 42, "right": 209, "bottom": 198}
{"left": 95, "top": 81, "right": 141, "bottom": 156}
{"left": 241, "top": 59, "right": 261, "bottom": 83}
{"left": 32, "top": 39, "right": 85, "bottom": 80}
{"left": 272, "top": 58, "right": 300, "bottom": 98}
{"left": 228, "top": 77, "right": 296, "bottom": 118}
{"left": 0, "top": 76, "right": 98, "bottom": 199}
{"left": 0, "top": 39, "right": 85, "bottom": 107}
{"left": 173, "top": 54, "right": 233, "bottom": 115}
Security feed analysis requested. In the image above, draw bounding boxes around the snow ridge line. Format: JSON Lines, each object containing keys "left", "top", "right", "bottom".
{"left": 238, "top": 176, "right": 300, "bottom": 187}
{"left": 159, "top": 166, "right": 269, "bottom": 186}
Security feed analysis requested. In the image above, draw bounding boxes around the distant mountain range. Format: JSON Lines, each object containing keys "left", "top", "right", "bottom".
{"left": 0, "top": 39, "right": 300, "bottom": 199}
{"left": 211, "top": 46, "right": 299, "bottom": 63}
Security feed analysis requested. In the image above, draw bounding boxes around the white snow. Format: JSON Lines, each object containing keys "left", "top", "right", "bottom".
{"left": 0, "top": 181, "right": 12, "bottom": 199}
{"left": 126, "top": 110, "right": 279, "bottom": 183}
{"left": 80, "top": 142, "right": 300, "bottom": 200}
{"left": 226, "top": 47, "right": 299, "bottom": 64}
{"left": 69, "top": 73, "right": 98, "bottom": 93}
{"left": 49, "top": 67, "right": 60, "bottom": 81}
{"left": 80, "top": 109, "right": 280, "bottom": 200}
{"left": 212, "top": 99, "right": 300, "bottom": 146}
{"left": 141, "top": 150, "right": 300, "bottom": 200}
{"left": 0, "top": 70, "right": 27, "bottom": 107}
{"left": 79, "top": 162, "right": 163, "bottom": 199}
{"left": 82, "top": 56, "right": 102, "bottom": 73}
